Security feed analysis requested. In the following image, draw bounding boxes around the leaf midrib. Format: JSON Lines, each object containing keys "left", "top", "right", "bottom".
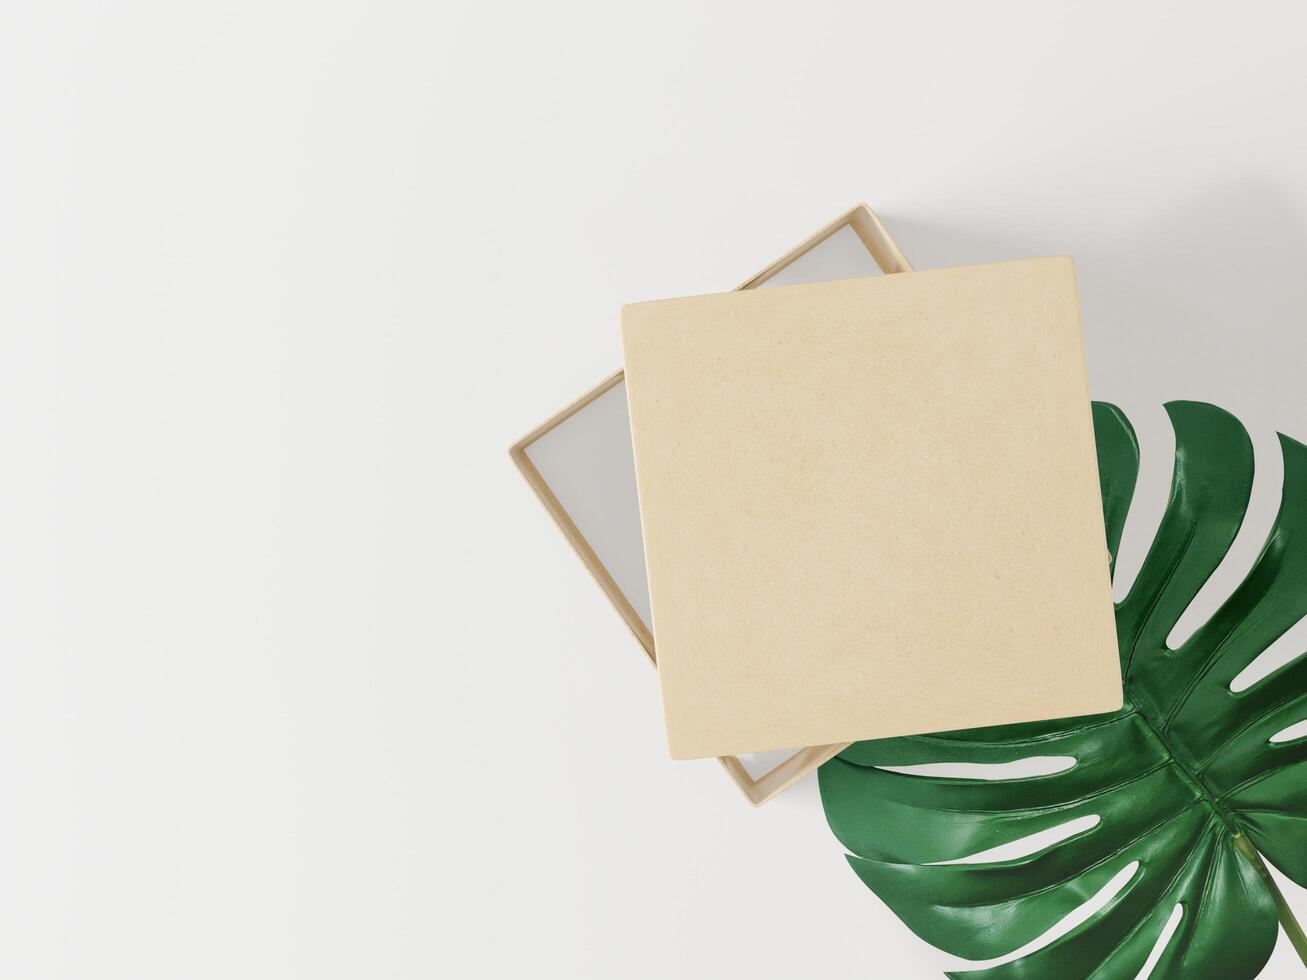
{"left": 1130, "top": 695, "right": 1238, "bottom": 833}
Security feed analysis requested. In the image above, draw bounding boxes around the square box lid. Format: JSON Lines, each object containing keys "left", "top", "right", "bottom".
{"left": 622, "top": 258, "right": 1122, "bottom": 759}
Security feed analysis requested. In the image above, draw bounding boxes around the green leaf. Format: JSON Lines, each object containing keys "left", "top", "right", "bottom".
{"left": 820, "top": 401, "right": 1307, "bottom": 979}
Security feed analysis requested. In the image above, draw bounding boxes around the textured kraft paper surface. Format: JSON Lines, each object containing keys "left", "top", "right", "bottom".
{"left": 622, "top": 258, "right": 1123, "bottom": 760}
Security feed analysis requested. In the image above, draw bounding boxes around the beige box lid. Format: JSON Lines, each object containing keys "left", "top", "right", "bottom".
{"left": 622, "top": 258, "right": 1123, "bottom": 760}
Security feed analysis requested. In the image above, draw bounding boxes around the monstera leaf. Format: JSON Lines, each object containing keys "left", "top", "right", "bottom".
{"left": 820, "top": 401, "right": 1307, "bottom": 979}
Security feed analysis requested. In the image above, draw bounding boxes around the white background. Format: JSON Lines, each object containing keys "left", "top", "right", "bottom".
{"left": 3, "top": 1, "right": 1307, "bottom": 977}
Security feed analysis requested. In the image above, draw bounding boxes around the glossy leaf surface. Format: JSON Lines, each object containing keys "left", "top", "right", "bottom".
{"left": 820, "top": 402, "right": 1307, "bottom": 978}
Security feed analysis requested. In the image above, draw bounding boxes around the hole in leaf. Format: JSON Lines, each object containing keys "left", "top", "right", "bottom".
{"left": 876, "top": 756, "right": 1075, "bottom": 780}
{"left": 1166, "top": 426, "right": 1284, "bottom": 649}
{"left": 932, "top": 814, "right": 1100, "bottom": 866}
{"left": 1270, "top": 718, "right": 1307, "bottom": 744}
{"left": 1136, "top": 904, "right": 1184, "bottom": 980}
{"left": 943, "top": 861, "right": 1141, "bottom": 971}
{"left": 1230, "top": 613, "right": 1307, "bottom": 691}
{"left": 1113, "top": 405, "right": 1175, "bottom": 603}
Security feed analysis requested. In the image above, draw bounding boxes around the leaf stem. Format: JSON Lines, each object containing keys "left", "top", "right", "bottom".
{"left": 1232, "top": 832, "right": 1307, "bottom": 966}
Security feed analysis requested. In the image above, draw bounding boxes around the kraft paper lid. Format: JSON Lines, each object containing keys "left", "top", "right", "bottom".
{"left": 622, "top": 258, "right": 1122, "bottom": 760}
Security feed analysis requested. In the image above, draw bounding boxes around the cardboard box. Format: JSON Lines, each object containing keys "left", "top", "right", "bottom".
{"left": 510, "top": 206, "right": 911, "bottom": 802}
